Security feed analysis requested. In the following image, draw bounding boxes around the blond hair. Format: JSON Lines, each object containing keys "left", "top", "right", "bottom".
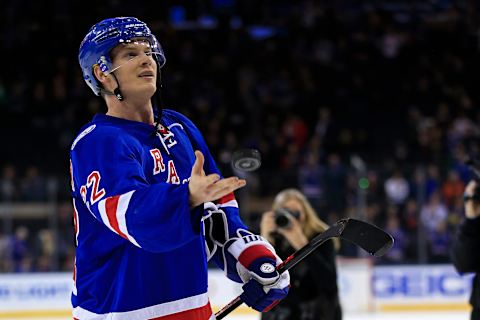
{"left": 272, "top": 188, "right": 340, "bottom": 251}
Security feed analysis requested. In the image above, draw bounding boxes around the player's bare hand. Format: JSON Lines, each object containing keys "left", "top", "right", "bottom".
{"left": 465, "top": 180, "right": 480, "bottom": 219}
{"left": 189, "top": 150, "right": 246, "bottom": 208}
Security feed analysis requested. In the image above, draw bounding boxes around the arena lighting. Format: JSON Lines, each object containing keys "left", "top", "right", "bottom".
{"left": 359, "top": 177, "right": 370, "bottom": 189}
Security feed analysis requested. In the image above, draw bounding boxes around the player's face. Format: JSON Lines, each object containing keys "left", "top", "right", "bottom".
{"left": 109, "top": 40, "right": 158, "bottom": 99}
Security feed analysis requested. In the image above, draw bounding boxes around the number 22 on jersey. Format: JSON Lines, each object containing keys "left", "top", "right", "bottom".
{"left": 79, "top": 171, "right": 106, "bottom": 206}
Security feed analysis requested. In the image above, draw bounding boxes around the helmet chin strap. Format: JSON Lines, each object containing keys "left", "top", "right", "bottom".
{"left": 102, "top": 60, "right": 161, "bottom": 117}
{"left": 113, "top": 88, "right": 124, "bottom": 101}
{"left": 152, "top": 70, "right": 163, "bottom": 133}
{"left": 101, "top": 73, "right": 124, "bottom": 101}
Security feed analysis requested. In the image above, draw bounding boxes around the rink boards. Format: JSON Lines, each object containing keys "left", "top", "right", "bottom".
{"left": 0, "top": 261, "right": 473, "bottom": 317}
{"left": 337, "top": 259, "right": 472, "bottom": 312}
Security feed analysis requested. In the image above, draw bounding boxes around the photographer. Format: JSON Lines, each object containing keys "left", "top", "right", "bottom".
{"left": 260, "top": 188, "right": 342, "bottom": 320}
{"left": 451, "top": 180, "right": 480, "bottom": 319}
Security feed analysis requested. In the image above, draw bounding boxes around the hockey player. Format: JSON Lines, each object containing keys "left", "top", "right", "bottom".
{"left": 70, "top": 17, "right": 289, "bottom": 320}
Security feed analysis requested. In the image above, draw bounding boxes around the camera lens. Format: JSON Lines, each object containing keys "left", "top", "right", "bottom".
{"left": 274, "top": 208, "right": 292, "bottom": 228}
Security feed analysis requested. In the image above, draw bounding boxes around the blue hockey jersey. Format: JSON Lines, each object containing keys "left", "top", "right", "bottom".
{"left": 69, "top": 109, "right": 248, "bottom": 320}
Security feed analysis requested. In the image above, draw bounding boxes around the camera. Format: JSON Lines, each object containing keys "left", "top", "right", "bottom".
{"left": 274, "top": 208, "right": 301, "bottom": 228}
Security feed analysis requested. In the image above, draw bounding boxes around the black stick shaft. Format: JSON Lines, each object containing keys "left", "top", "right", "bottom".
{"left": 275, "top": 221, "right": 346, "bottom": 273}
{"left": 215, "top": 221, "right": 348, "bottom": 319}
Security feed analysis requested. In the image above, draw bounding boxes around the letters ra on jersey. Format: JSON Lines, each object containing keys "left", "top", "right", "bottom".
{"left": 150, "top": 123, "right": 183, "bottom": 184}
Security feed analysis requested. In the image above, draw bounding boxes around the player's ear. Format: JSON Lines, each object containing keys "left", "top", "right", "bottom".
{"left": 93, "top": 64, "right": 108, "bottom": 84}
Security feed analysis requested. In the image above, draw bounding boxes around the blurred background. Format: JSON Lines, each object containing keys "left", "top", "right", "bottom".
{"left": 0, "top": 0, "right": 479, "bottom": 318}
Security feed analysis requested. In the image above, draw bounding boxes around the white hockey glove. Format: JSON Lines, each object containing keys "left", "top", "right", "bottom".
{"left": 224, "top": 230, "right": 290, "bottom": 312}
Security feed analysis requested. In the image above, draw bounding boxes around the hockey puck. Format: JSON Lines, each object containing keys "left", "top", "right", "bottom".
{"left": 231, "top": 149, "right": 262, "bottom": 172}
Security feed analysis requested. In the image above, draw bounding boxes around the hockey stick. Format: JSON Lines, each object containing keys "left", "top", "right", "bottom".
{"left": 215, "top": 218, "right": 394, "bottom": 319}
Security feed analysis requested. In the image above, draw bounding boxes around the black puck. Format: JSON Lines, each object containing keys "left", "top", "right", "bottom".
{"left": 231, "top": 149, "right": 262, "bottom": 172}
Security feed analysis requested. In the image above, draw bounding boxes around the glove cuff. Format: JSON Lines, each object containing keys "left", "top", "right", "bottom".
{"left": 227, "top": 234, "right": 276, "bottom": 260}
{"left": 237, "top": 245, "right": 276, "bottom": 269}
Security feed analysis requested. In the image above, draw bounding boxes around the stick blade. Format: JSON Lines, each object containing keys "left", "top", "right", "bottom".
{"left": 340, "top": 219, "right": 394, "bottom": 257}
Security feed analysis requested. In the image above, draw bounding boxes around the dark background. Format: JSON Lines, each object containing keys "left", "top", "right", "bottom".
{"left": 0, "top": 0, "right": 479, "bottom": 271}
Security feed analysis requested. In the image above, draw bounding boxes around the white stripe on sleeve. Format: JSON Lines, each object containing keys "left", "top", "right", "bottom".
{"left": 98, "top": 198, "right": 117, "bottom": 234}
{"left": 116, "top": 190, "right": 141, "bottom": 248}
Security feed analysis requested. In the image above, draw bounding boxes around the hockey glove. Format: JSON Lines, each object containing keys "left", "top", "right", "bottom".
{"left": 241, "top": 271, "right": 290, "bottom": 312}
{"left": 202, "top": 202, "right": 229, "bottom": 261}
{"left": 224, "top": 230, "right": 290, "bottom": 312}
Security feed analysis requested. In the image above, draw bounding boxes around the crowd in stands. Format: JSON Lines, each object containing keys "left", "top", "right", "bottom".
{"left": 0, "top": 0, "right": 479, "bottom": 271}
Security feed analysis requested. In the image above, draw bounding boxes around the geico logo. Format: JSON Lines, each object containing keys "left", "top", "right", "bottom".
{"left": 0, "top": 285, "right": 70, "bottom": 299}
{"left": 373, "top": 272, "right": 472, "bottom": 297}
{"left": 0, "top": 286, "right": 10, "bottom": 297}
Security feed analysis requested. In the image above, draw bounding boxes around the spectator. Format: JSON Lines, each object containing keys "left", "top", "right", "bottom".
{"left": 324, "top": 153, "right": 347, "bottom": 213}
{"left": 442, "top": 170, "right": 465, "bottom": 208}
{"left": 11, "top": 226, "right": 31, "bottom": 272}
{"left": 451, "top": 180, "right": 480, "bottom": 320}
{"left": 382, "top": 213, "right": 408, "bottom": 264}
{"left": 384, "top": 167, "right": 410, "bottom": 206}
{"left": 420, "top": 191, "right": 448, "bottom": 236}
{"left": 298, "top": 144, "right": 325, "bottom": 214}
{"left": 0, "top": 165, "right": 18, "bottom": 201}
{"left": 20, "top": 165, "right": 47, "bottom": 202}
{"left": 425, "top": 164, "right": 442, "bottom": 199}
{"left": 260, "top": 188, "right": 342, "bottom": 320}
{"left": 427, "top": 221, "right": 450, "bottom": 263}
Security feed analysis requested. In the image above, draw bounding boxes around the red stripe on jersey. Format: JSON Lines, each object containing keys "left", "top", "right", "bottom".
{"left": 105, "top": 196, "right": 128, "bottom": 240}
{"left": 238, "top": 244, "right": 275, "bottom": 268}
{"left": 149, "top": 301, "right": 212, "bottom": 320}
{"left": 73, "top": 262, "right": 76, "bottom": 282}
{"left": 73, "top": 201, "right": 78, "bottom": 236}
{"left": 216, "top": 192, "right": 235, "bottom": 204}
